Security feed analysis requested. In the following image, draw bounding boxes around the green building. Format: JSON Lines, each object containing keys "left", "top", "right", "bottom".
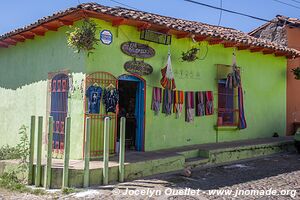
{"left": 0, "top": 3, "right": 299, "bottom": 160}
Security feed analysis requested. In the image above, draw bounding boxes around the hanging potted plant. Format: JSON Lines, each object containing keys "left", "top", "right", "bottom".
{"left": 181, "top": 48, "right": 200, "bottom": 62}
{"left": 292, "top": 67, "right": 300, "bottom": 80}
{"left": 67, "top": 19, "right": 98, "bottom": 56}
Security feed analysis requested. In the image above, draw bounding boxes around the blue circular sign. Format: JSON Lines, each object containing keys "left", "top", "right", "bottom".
{"left": 100, "top": 30, "right": 113, "bottom": 45}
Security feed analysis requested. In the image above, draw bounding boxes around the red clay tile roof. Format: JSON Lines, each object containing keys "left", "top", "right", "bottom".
{"left": 249, "top": 15, "right": 300, "bottom": 36}
{"left": 1, "top": 3, "right": 300, "bottom": 57}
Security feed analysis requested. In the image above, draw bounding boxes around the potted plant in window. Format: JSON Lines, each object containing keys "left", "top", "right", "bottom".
{"left": 292, "top": 67, "right": 300, "bottom": 80}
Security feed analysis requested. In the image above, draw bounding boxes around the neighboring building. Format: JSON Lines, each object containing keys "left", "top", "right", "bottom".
{"left": 0, "top": 3, "right": 299, "bottom": 160}
{"left": 249, "top": 15, "right": 300, "bottom": 135}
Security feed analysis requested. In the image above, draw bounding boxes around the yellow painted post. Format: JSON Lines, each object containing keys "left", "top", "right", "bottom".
{"left": 119, "top": 117, "right": 126, "bottom": 182}
{"left": 83, "top": 117, "right": 91, "bottom": 188}
{"left": 35, "top": 116, "right": 43, "bottom": 187}
{"left": 62, "top": 117, "right": 71, "bottom": 188}
{"left": 103, "top": 117, "right": 110, "bottom": 185}
{"left": 44, "top": 116, "right": 53, "bottom": 189}
{"left": 28, "top": 116, "right": 35, "bottom": 185}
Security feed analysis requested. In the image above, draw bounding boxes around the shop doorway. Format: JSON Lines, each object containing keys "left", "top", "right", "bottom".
{"left": 118, "top": 74, "right": 145, "bottom": 151}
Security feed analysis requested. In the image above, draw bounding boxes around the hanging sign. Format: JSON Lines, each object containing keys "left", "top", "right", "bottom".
{"left": 100, "top": 30, "right": 113, "bottom": 45}
{"left": 121, "top": 42, "right": 155, "bottom": 58}
{"left": 124, "top": 60, "right": 153, "bottom": 76}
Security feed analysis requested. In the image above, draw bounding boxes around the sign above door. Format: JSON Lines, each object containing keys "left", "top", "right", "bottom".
{"left": 124, "top": 60, "right": 153, "bottom": 76}
{"left": 121, "top": 42, "right": 155, "bottom": 58}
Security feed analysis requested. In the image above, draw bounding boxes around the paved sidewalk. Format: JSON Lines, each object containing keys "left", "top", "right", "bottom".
{"left": 1, "top": 152, "right": 300, "bottom": 199}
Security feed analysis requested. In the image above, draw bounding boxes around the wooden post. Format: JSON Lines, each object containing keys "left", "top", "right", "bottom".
{"left": 83, "top": 117, "right": 91, "bottom": 188}
{"left": 119, "top": 117, "right": 126, "bottom": 182}
{"left": 35, "top": 116, "right": 43, "bottom": 187}
{"left": 62, "top": 117, "right": 71, "bottom": 188}
{"left": 44, "top": 116, "right": 53, "bottom": 189}
{"left": 103, "top": 117, "right": 110, "bottom": 185}
{"left": 28, "top": 116, "right": 35, "bottom": 185}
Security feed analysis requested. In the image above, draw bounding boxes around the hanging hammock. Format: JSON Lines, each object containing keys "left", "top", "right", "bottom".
{"left": 160, "top": 53, "right": 176, "bottom": 90}
{"left": 228, "top": 51, "right": 247, "bottom": 129}
{"left": 226, "top": 52, "right": 241, "bottom": 89}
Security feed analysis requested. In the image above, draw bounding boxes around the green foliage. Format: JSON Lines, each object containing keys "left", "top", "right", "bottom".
{"left": 0, "top": 171, "right": 28, "bottom": 192}
{"left": 292, "top": 67, "right": 300, "bottom": 80}
{"left": 31, "top": 188, "right": 46, "bottom": 195}
{"left": 16, "top": 125, "right": 30, "bottom": 179}
{"left": 0, "top": 125, "right": 30, "bottom": 192}
{"left": 181, "top": 48, "right": 200, "bottom": 62}
{"left": 0, "top": 171, "right": 46, "bottom": 194}
{"left": 0, "top": 145, "right": 20, "bottom": 160}
{"left": 67, "top": 19, "right": 99, "bottom": 56}
{"left": 0, "top": 125, "right": 29, "bottom": 162}
{"left": 62, "top": 187, "right": 76, "bottom": 194}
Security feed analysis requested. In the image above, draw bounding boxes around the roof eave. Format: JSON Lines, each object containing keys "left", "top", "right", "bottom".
{"left": 0, "top": 5, "right": 298, "bottom": 59}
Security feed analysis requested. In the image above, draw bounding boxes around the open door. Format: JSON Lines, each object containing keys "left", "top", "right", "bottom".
{"left": 118, "top": 74, "right": 145, "bottom": 151}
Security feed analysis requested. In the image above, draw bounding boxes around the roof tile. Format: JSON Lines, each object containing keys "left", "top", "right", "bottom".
{"left": 0, "top": 2, "right": 299, "bottom": 56}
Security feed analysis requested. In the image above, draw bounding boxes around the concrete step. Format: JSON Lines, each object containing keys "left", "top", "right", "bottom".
{"left": 185, "top": 157, "right": 209, "bottom": 168}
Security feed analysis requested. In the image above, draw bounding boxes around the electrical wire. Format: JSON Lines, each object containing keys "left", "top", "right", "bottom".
{"left": 217, "top": 0, "right": 223, "bottom": 26}
{"left": 272, "top": 0, "right": 300, "bottom": 9}
{"left": 291, "top": 0, "right": 300, "bottom": 4}
{"left": 108, "top": 0, "right": 139, "bottom": 10}
{"left": 184, "top": 0, "right": 273, "bottom": 23}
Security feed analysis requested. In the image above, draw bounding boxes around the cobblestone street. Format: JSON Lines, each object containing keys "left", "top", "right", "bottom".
{"left": 1, "top": 153, "right": 300, "bottom": 199}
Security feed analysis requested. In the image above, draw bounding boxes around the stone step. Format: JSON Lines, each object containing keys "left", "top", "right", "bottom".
{"left": 184, "top": 157, "right": 209, "bottom": 168}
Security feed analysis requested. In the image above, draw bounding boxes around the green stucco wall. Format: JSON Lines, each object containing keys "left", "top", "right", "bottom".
{"left": 87, "top": 18, "right": 287, "bottom": 152}
{"left": 0, "top": 24, "right": 86, "bottom": 159}
{"left": 0, "top": 18, "right": 287, "bottom": 159}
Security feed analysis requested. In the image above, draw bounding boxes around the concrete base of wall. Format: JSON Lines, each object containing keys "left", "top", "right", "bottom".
{"left": 0, "top": 137, "right": 296, "bottom": 188}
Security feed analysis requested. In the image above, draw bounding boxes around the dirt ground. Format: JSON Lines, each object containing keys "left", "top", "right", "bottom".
{"left": 1, "top": 152, "right": 300, "bottom": 200}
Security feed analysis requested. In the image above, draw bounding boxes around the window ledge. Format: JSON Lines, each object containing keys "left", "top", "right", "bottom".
{"left": 214, "top": 125, "right": 238, "bottom": 131}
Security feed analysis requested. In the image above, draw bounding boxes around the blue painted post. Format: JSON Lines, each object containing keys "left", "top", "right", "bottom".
{"left": 45, "top": 116, "right": 53, "bottom": 189}
{"left": 83, "top": 117, "right": 91, "bottom": 188}
{"left": 62, "top": 117, "right": 71, "bottom": 188}
{"left": 28, "top": 116, "right": 35, "bottom": 185}
{"left": 35, "top": 116, "right": 43, "bottom": 187}
{"left": 103, "top": 117, "right": 110, "bottom": 185}
{"left": 119, "top": 117, "right": 126, "bottom": 182}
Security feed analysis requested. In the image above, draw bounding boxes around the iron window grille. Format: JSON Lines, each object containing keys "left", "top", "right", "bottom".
{"left": 140, "top": 29, "right": 171, "bottom": 45}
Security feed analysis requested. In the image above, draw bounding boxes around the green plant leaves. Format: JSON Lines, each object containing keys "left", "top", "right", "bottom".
{"left": 67, "top": 19, "right": 99, "bottom": 56}
{"left": 181, "top": 48, "right": 200, "bottom": 62}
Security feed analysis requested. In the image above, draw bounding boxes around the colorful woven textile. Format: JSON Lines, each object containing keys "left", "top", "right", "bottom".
{"left": 173, "top": 90, "right": 184, "bottom": 118}
{"left": 185, "top": 91, "right": 195, "bottom": 122}
{"left": 160, "top": 53, "right": 176, "bottom": 90}
{"left": 226, "top": 53, "right": 241, "bottom": 89}
{"left": 205, "top": 91, "right": 214, "bottom": 115}
{"left": 238, "top": 86, "right": 247, "bottom": 129}
{"left": 151, "top": 87, "right": 162, "bottom": 115}
{"left": 195, "top": 91, "right": 205, "bottom": 116}
{"left": 162, "top": 89, "right": 173, "bottom": 115}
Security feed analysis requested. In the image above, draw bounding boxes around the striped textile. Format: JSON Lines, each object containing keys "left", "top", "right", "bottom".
{"left": 205, "top": 91, "right": 214, "bottom": 115}
{"left": 185, "top": 91, "right": 195, "bottom": 122}
{"left": 238, "top": 86, "right": 247, "bottom": 129}
{"left": 173, "top": 90, "right": 184, "bottom": 118}
{"left": 195, "top": 91, "right": 205, "bottom": 116}
{"left": 162, "top": 89, "right": 173, "bottom": 115}
{"left": 151, "top": 87, "right": 162, "bottom": 115}
{"left": 160, "top": 54, "right": 176, "bottom": 90}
